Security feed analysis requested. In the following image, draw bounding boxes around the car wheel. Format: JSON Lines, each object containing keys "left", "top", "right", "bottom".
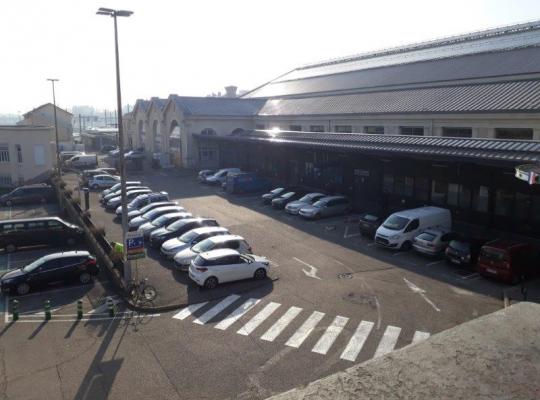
{"left": 400, "top": 241, "right": 412, "bottom": 251}
{"left": 16, "top": 283, "right": 30, "bottom": 295}
{"left": 254, "top": 268, "right": 267, "bottom": 280}
{"left": 91, "top": 184, "right": 99, "bottom": 190}
{"left": 67, "top": 237, "right": 76, "bottom": 246}
{"left": 6, "top": 244, "right": 16, "bottom": 253}
{"left": 79, "top": 272, "right": 92, "bottom": 284}
{"left": 204, "top": 276, "right": 218, "bottom": 289}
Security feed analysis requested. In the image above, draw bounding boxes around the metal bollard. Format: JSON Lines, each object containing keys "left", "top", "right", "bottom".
{"left": 107, "top": 297, "right": 115, "bottom": 317}
{"left": 77, "top": 300, "right": 83, "bottom": 320}
{"left": 12, "top": 299, "right": 19, "bottom": 321}
{"left": 44, "top": 300, "right": 51, "bottom": 320}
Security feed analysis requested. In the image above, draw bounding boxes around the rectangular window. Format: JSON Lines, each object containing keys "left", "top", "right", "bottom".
{"left": 472, "top": 186, "right": 489, "bottom": 213}
{"left": 334, "top": 125, "right": 352, "bottom": 133}
{"left": 0, "top": 144, "right": 9, "bottom": 163}
{"left": 414, "top": 177, "right": 430, "bottom": 201}
{"left": 305, "top": 162, "right": 314, "bottom": 177}
{"left": 364, "top": 126, "right": 384, "bottom": 134}
{"left": 458, "top": 186, "right": 472, "bottom": 209}
{"left": 34, "top": 145, "right": 45, "bottom": 166}
{"left": 0, "top": 175, "right": 12, "bottom": 187}
{"left": 382, "top": 174, "right": 394, "bottom": 194}
{"left": 495, "top": 128, "right": 533, "bottom": 140}
{"left": 515, "top": 193, "right": 530, "bottom": 220}
{"left": 495, "top": 189, "right": 514, "bottom": 216}
{"left": 400, "top": 126, "right": 424, "bottom": 136}
{"left": 289, "top": 125, "right": 302, "bottom": 132}
{"left": 16, "top": 144, "right": 22, "bottom": 163}
{"left": 309, "top": 125, "right": 325, "bottom": 133}
{"left": 442, "top": 127, "right": 472, "bottom": 138}
{"left": 447, "top": 183, "right": 459, "bottom": 206}
{"left": 431, "top": 181, "right": 447, "bottom": 205}
{"left": 255, "top": 124, "right": 265, "bottom": 130}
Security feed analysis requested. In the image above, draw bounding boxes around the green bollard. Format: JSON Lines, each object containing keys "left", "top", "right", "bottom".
{"left": 77, "top": 300, "right": 83, "bottom": 320}
{"left": 107, "top": 297, "right": 115, "bottom": 317}
{"left": 44, "top": 300, "right": 51, "bottom": 320}
{"left": 12, "top": 299, "right": 19, "bottom": 322}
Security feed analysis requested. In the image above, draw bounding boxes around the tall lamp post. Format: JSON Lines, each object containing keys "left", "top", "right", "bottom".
{"left": 96, "top": 7, "right": 133, "bottom": 283}
{"left": 46, "top": 78, "right": 61, "bottom": 174}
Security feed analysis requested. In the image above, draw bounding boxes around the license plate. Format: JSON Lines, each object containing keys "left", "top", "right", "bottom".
{"left": 486, "top": 268, "right": 497, "bottom": 274}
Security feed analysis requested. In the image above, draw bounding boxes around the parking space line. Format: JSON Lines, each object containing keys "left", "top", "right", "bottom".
{"left": 367, "top": 243, "right": 377, "bottom": 247}
{"left": 411, "top": 330, "right": 430, "bottom": 344}
{"left": 15, "top": 314, "right": 161, "bottom": 323}
{"left": 312, "top": 315, "right": 349, "bottom": 355}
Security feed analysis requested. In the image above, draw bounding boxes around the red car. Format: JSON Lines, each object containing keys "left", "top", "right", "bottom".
{"left": 477, "top": 240, "right": 538, "bottom": 283}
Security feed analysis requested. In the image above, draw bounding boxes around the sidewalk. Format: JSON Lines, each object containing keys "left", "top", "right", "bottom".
{"left": 266, "top": 302, "right": 540, "bottom": 400}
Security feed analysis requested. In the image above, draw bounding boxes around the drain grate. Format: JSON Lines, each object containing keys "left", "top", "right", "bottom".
{"left": 452, "top": 269, "right": 478, "bottom": 279}
{"left": 338, "top": 272, "right": 353, "bottom": 279}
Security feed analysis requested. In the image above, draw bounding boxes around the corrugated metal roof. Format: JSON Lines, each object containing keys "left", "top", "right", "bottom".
{"left": 194, "top": 130, "right": 540, "bottom": 165}
{"left": 257, "top": 80, "right": 540, "bottom": 116}
{"left": 170, "top": 95, "right": 266, "bottom": 116}
{"left": 244, "top": 46, "right": 540, "bottom": 99}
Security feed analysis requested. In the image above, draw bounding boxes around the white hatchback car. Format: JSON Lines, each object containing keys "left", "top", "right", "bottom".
{"left": 189, "top": 249, "right": 269, "bottom": 289}
{"left": 88, "top": 174, "right": 120, "bottom": 189}
{"left": 173, "top": 234, "right": 251, "bottom": 271}
{"left": 160, "top": 226, "right": 229, "bottom": 259}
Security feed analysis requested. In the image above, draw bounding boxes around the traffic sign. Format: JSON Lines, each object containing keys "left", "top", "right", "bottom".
{"left": 125, "top": 230, "right": 145, "bottom": 259}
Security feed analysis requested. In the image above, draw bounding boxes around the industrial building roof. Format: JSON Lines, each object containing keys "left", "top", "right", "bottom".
{"left": 168, "top": 95, "right": 266, "bottom": 117}
{"left": 194, "top": 130, "right": 540, "bottom": 165}
{"left": 258, "top": 79, "right": 540, "bottom": 116}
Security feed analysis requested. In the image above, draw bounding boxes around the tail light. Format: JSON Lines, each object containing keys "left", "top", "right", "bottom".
{"left": 85, "top": 258, "right": 97, "bottom": 266}
{"left": 247, "top": 247, "right": 253, "bottom": 253}
{"left": 196, "top": 267, "right": 208, "bottom": 272}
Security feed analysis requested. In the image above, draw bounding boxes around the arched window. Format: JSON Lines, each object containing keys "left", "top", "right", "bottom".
{"left": 201, "top": 128, "right": 217, "bottom": 136}
{"left": 152, "top": 120, "right": 161, "bottom": 152}
{"left": 138, "top": 120, "right": 145, "bottom": 149}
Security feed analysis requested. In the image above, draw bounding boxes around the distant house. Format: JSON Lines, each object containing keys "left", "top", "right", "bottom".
{"left": 18, "top": 103, "right": 73, "bottom": 144}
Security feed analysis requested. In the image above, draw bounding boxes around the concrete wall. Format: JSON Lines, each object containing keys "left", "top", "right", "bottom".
{"left": 20, "top": 104, "right": 73, "bottom": 142}
{"left": 0, "top": 126, "right": 54, "bottom": 186}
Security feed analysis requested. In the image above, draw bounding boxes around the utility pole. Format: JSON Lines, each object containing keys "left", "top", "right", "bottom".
{"left": 47, "top": 78, "right": 61, "bottom": 175}
{"left": 79, "top": 114, "right": 83, "bottom": 135}
{"left": 104, "top": 109, "right": 108, "bottom": 127}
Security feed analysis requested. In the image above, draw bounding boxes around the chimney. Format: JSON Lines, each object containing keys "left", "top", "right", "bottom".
{"left": 224, "top": 86, "right": 237, "bottom": 98}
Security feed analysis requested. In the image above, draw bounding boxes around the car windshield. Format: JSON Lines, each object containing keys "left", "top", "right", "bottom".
{"left": 167, "top": 219, "right": 191, "bottom": 231}
{"left": 480, "top": 247, "right": 506, "bottom": 262}
{"left": 298, "top": 195, "right": 313, "bottom": 202}
{"left": 144, "top": 209, "right": 163, "bottom": 219}
{"left": 192, "top": 239, "right": 215, "bottom": 253}
{"left": 382, "top": 215, "right": 409, "bottom": 231}
{"left": 22, "top": 257, "right": 46, "bottom": 273}
{"left": 281, "top": 192, "right": 295, "bottom": 199}
{"left": 449, "top": 240, "right": 470, "bottom": 252}
{"left": 270, "top": 188, "right": 284, "bottom": 195}
{"left": 153, "top": 215, "right": 174, "bottom": 227}
{"left": 362, "top": 214, "right": 379, "bottom": 222}
{"left": 417, "top": 232, "right": 437, "bottom": 242}
{"left": 179, "top": 230, "right": 201, "bottom": 243}
{"left": 312, "top": 199, "right": 327, "bottom": 208}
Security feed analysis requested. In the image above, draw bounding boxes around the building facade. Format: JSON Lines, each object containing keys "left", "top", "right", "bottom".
{"left": 19, "top": 103, "right": 73, "bottom": 144}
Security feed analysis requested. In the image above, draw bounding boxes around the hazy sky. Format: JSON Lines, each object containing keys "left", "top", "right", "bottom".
{"left": 2, "top": 0, "right": 540, "bottom": 114}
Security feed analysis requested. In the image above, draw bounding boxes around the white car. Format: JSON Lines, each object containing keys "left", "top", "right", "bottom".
{"left": 129, "top": 205, "right": 185, "bottom": 230}
{"left": 160, "top": 226, "right": 229, "bottom": 259}
{"left": 188, "top": 249, "right": 269, "bottom": 289}
{"left": 101, "top": 181, "right": 142, "bottom": 198}
{"left": 174, "top": 234, "right": 251, "bottom": 271}
{"left": 139, "top": 211, "right": 193, "bottom": 239}
{"left": 88, "top": 174, "right": 120, "bottom": 189}
{"left": 127, "top": 201, "right": 178, "bottom": 220}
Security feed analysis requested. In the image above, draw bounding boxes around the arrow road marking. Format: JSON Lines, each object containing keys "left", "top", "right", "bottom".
{"left": 403, "top": 278, "right": 441, "bottom": 312}
{"left": 294, "top": 257, "right": 322, "bottom": 280}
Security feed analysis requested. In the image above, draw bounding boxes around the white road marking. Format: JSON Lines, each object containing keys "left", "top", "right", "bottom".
{"left": 312, "top": 315, "right": 349, "bottom": 355}
{"left": 425, "top": 260, "right": 445, "bottom": 267}
{"left": 403, "top": 278, "right": 441, "bottom": 312}
{"left": 193, "top": 295, "right": 240, "bottom": 325}
{"left": 412, "top": 330, "right": 431, "bottom": 344}
{"left": 340, "top": 320, "right": 375, "bottom": 362}
{"left": 285, "top": 311, "right": 325, "bottom": 348}
{"left": 237, "top": 302, "right": 281, "bottom": 336}
{"left": 173, "top": 302, "right": 209, "bottom": 320}
{"left": 3, "top": 294, "right": 9, "bottom": 324}
{"left": 88, "top": 296, "right": 122, "bottom": 314}
{"left": 373, "top": 325, "right": 402, "bottom": 358}
{"left": 214, "top": 298, "right": 261, "bottom": 330}
{"left": 392, "top": 252, "right": 403, "bottom": 257}
{"left": 260, "top": 306, "right": 302, "bottom": 342}
{"left": 15, "top": 313, "right": 161, "bottom": 323}
{"left": 294, "top": 257, "right": 321, "bottom": 280}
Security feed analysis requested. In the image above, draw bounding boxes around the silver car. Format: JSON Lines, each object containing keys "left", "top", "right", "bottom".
{"left": 129, "top": 205, "right": 185, "bottom": 231}
{"left": 127, "top": 201, "right": 178, "bottom": 220}
{"left": 101, "top": 181, "right": 142, "bottom": 198}
{"left": 139, "top": 212, "right": 192, "bottom": 239}
{"left": 285, "top": 193, "right": 326, "bottom": 215}
{"left": 413, "top": 228, "right": 458, "bottom": 256}
{"left": 160, "top": 226, "right": 229, "bottom": 258}
{"left": 298, "top": 195, "right": 351, "bottom": 219}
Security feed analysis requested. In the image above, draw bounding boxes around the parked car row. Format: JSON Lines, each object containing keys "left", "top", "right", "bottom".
{"left": 99, "top": 182, "right": 270, "bottom": 289}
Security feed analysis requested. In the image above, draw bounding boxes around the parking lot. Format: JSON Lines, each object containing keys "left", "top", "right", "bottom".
{"left": 0, "top": 168, "right": 513, "bottom": 399}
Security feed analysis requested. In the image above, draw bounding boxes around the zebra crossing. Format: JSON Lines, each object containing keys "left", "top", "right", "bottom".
{"left": 172, "top": 294, "right": 430, "bottom": 363}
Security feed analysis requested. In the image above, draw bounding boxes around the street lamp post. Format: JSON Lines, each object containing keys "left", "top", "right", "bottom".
{"left": 97, "top": 7, "right": 133, "bottom": 283}
{"left": 46, "top": 78, "right": 61, "bottom": 175}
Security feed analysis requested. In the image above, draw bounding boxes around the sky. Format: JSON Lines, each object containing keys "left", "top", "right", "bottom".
{"left": 1, "top": 0, "right": 540, "bottom": 114}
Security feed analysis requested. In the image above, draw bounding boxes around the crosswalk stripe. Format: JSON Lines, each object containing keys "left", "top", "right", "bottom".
{"left": 261, "top": 306, "right": 302, "bottom": 342}
{"left": 340, "top": 320, "right": 374, "bottom": 362}
{"left": 411, "top": 330, "right": 430, "bottom": 344}
{"left": 373, "top": 325, "right": 401, "bottom": 358}
{"left": 193, "top": 295, "right": 241, "bottom": 325}
{"left": 312, "top": 315, "right": 349, "bottom": 355}
{"left": 214, "top": 298, "right": 261, "bottom": 330}
{"left": 237, "top": 302, "right": 281, "bottom": 336}
{"left": 172, "top": 302, "right": 208, "bottom": 320}
{"left": 285, "top": 311, "right": 325, "bottom": 348}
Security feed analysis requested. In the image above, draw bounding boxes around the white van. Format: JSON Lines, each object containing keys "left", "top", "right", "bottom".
{"left": 374, "top": 206, "right": 451, "bottom": 250}
{"left": 66, "top": 154, "right": 98, "bottom": 168}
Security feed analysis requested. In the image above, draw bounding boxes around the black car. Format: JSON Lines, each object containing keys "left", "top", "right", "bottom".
{"left": 0, "top": 184, "right": 55, "bottom": 206}
{"left": 0, "top": 217, "right": 85, "bottom": 253}
{"left": 271, "top": 190, "right": 308, "bottom": 209}
{"left": 445, "top": 238, "right": 488, "bottom": 267}
{"left": 0, "top": 251, "right": 98, "bottom": 295}
{"left": 148, "top": 218, "right": 219, "bottom": 248}
{"left": 262, "top": 187, "right": 299, "bottom": 204}
{"left": 358, "top": 212, "right": 387, "bottom": 238}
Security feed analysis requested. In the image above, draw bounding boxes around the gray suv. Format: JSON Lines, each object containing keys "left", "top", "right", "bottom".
{"left": 298, "top": 195, "right": 351, "bottom": 219}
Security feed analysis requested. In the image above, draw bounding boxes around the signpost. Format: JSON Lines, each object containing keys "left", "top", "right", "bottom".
{"left": 515, "top": 164, "right": 540, "bottom": 185}
{"left": 125, "top": 230, "right": 145, "bottom": 261}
